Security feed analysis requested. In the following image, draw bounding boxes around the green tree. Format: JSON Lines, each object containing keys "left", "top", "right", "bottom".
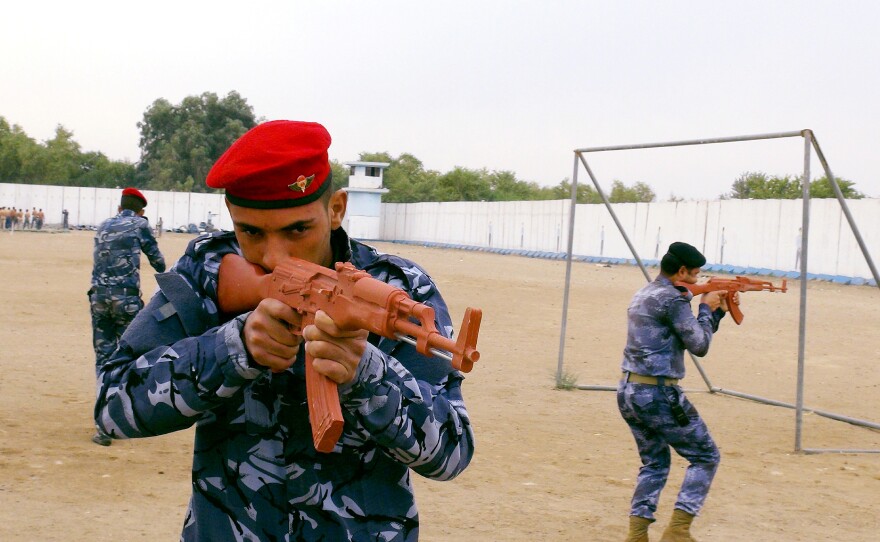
{"left": 358, "top": 151, "right": 439, "bottom": 203}
{"left": 0, "top": 118, "right": 41, "bottom": 182}
{"left": 486, "top": 170, "right": 545, "bottom": 201}
{"left": 435, "top": 167, "right": 492, "bottom": 202}
{"left": 545, "top": 179, "right": 602, "bottom": 203}
{"left": 725, "top": 171, "right": 802, "bottom": 199}
{"left": 136, "top": 91, "right": 257, "bottom": 191}
{"left": 0, "top": 116, "right": 137, "bottom": 187}
{"left": 42, "top": 126, "right": 83, "bottom": 184}
{"left": 725, "top": 171, "right": 863, "bottom": 199}
{"left": 329, "top": 159, "right": 350, "bottom": 189}
{"left": 809, "top": 176, "right": 863, "bottom": 199}
{"left": 77, "top": 151, "right": 136, "bottom": 187}
{"left": 609, "top": 180, "right": 656, "bottom": 203}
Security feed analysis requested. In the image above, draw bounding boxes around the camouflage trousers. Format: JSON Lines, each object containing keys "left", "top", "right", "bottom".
{"left": 89, "top": 291, "right": 143, "bottom": 374}
{"left": 617, "top": 381, "right": 720, "bottom": 519}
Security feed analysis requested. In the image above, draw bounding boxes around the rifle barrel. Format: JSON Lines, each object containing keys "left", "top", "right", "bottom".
{"left": 394, "top": 333, "right": 453, "bottom": 362}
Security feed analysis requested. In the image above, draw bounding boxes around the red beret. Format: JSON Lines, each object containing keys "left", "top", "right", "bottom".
{"left": 122, "top": 187, "right": 147, "bottom": 206}
{"left": 206, "top": 120, "right": 333, "bottom": 209}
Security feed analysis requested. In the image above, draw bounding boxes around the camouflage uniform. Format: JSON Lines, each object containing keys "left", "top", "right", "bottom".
{"left": 90, "top": 209, "right": 166, "bottom": 373}
{"left": 95, "top": 229, "right": 474, "bottom": 541}
{"left": 617, "top": 275, "right": 724, "bottom": 520}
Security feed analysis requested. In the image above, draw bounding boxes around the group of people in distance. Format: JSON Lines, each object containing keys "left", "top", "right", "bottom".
{"left": 0, "top": 206, "right": 44, "bottom": 230}
{"left": 86, "top": 119, "right": 732, "bottom": 542}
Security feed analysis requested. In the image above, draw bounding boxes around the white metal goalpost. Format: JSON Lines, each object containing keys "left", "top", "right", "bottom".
{"left": 555, "top": 129, "right": 880, "bottom": 454}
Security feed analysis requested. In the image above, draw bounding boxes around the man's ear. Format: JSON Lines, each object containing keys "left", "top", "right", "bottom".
{"left": 672, "top": 265, "right": 688, "bottom": 281}
{"left": 328, "top": 190, "right": 347, "bottom": 230}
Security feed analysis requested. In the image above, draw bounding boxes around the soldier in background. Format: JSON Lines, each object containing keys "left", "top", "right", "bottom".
{"left": 89, "top": 187, "right": 165, "bottom": 446}
{"left": 619, "top": 242, "right": 729, "bottom": 542}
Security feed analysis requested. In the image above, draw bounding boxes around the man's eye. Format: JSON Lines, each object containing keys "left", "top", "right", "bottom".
{"left": 240, "top": 228, "right": 261, "bottom": 237}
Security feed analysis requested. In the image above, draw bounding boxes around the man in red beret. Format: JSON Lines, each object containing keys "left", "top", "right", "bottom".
{"left": 95, "top": 121, "right": 474, "bottom": 541}
{"left": 89, "top": 187, "right": 165, "bottom": 446}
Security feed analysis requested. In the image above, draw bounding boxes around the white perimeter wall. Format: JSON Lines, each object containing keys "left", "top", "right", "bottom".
{"left": 0, "top": 183, "right": 234, "bottom": 232}
{"left": 381, "top": 198, "right": 880, "bottom": 280}
{"left": 3, "top": 183, "right": 878, "bottom": 280}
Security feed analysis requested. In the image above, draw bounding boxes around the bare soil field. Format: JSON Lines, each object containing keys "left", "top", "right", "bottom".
{"left": 1, "top": 229, "right": 878, "bottom": 541}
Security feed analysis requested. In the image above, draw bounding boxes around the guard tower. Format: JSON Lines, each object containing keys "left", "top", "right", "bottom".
{"left": 342, "top": 161, "right": 390, "bottom": 240}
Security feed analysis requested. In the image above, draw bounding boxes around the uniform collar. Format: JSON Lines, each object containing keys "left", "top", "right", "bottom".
{"left": 655, "top": 274, "right": 675, "bottom": 286}
{"left": 331, "top": 227, "right": 352, "bottom": 264}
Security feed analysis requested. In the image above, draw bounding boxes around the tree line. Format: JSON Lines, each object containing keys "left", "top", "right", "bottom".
{"left": 723, "top": 171, "right": 863, "bottom": 200}
{"left": 349, "top": 151, "right": 657, "bottom": 204}
{"left": 0, "top": 91, "right": 867, "bottom": 202}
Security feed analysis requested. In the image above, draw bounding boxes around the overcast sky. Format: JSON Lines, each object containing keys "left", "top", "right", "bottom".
{"left": 2, "top": 1, "right": 879, "bottom": 200}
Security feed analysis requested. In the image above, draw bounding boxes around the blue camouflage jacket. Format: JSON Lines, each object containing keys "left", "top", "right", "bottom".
{"left": 95, "top": 229, "right": 474, "bottom": 541}
{"left": 621, "top": 275, "right": 724, "bottom": 379}
{"left": 91, "top": 209, "right": 165, "bottom": 290}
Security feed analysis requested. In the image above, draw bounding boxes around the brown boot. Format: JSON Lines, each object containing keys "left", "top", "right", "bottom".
{"left": 625, "top": 515, "right": 654, "bottom": 542}
{"left": 659, "top": 509, "right": 697, "bottom": 542}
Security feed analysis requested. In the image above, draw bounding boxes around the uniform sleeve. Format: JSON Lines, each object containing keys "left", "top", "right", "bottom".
{"left": 95, "top": 310, "right": 264, "bottom": 438}
{"left": 338, "top": 343, "right": 474, "bottom": 481}
{"left": 95, "top": 246, "right": 262, "bottom": 438}
{"left": 139, "top": 221, "right": 166, "bottom": 273}
{"left": 667, "top": 296, "right": 719, "bottom": 357}
{"left": 336, "top": 269, "right": 474, "bottom": 481}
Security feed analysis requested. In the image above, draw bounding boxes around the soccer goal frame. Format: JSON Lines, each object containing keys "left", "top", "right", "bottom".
{"left": 555, "top": 129, "right": 880, "bottom": 454}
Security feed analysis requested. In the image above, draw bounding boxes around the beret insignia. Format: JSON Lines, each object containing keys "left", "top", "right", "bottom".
{"left": 289, "top": 174, "right": 315, "bottom": 193}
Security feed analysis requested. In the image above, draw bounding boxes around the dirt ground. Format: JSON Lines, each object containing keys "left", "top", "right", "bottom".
{"left": 1, "top": 229, "right": 878, "bottom": 541}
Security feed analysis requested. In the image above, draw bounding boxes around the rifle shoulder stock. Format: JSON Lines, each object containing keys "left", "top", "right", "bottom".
{"left": 217, "top": 254, "right": 271, "bottom": 314}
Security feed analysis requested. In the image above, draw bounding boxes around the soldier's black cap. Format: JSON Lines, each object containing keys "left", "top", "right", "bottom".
{"left": 666, "top": 241, "right": 706, "bottom": 268}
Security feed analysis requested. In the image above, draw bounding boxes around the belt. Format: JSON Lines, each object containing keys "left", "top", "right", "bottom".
{"left": 90, "top": 286, "right": 140, "bottom": 296}
{"left": 622, "top": 371, "right": 679, "bottom": 386}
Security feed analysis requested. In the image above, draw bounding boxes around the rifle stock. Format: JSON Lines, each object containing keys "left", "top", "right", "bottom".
{"left": 217, "top": 253, "right": 482, "bottom": 452}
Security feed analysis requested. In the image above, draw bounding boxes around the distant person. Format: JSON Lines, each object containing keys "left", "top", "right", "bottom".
{"left": 0, "top": 207, "right": 8, "bottom": 230}
{"left": 156, "top": 216, "right": 163, "bottom": 237}
{"left": 619, "top": 242, "right": 730, "bottom": 542}
{"left": 89, "top": 187, "right": 165, "bottom": 446}
{"left": 35, "top": 209, "right": 44, "bottom": 230}
{"left": 23, "top": 208, "right": 31, "bottom": 229}
{"left": 62, "top": 209, "right": 69, "bottom": 230}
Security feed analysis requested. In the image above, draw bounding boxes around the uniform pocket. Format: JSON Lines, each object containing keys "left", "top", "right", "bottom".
{"left": 630, "top": 385, "right": 657, "bottom": 408}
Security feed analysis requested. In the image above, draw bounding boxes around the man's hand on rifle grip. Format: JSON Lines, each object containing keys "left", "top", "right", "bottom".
{"left": 303, "top": 310, "right": 369, "bottom": 385}
{"left": 700, "top": 291, "right": 739, "bottom": 313}
{"left": 718, "top": 291, "right": 739, "bottom": 312}
{"left": 243, "top": 298, "right": 304, "bottom": 372}
{"left": 700, "top": 291, "right": 725, "bottom": 311}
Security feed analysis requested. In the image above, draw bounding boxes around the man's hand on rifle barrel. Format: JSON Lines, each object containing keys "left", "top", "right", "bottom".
{"left": 303, "top": 310, "right": 369, "bottom": 385}
{"left": 243, "top": 298, "right": 304, "bottom": 372}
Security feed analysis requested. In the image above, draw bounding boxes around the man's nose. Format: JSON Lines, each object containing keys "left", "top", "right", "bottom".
{"left": 261, "top": 236, "right": 290, "bottom": 272}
